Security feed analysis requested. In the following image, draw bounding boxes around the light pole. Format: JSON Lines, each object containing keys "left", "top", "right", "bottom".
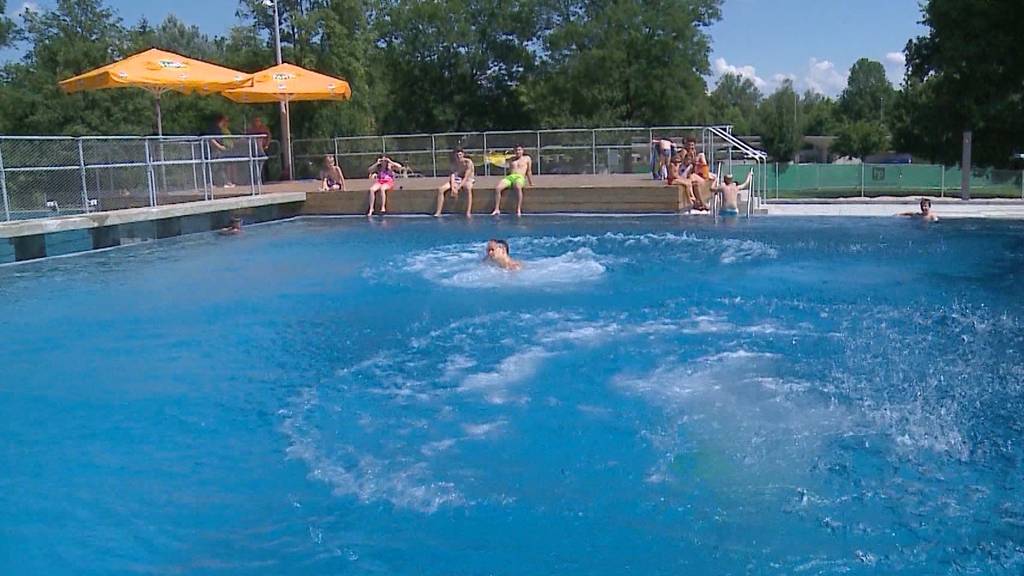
{"left": 264, "top": 0, "right": 292, "bottom": 180}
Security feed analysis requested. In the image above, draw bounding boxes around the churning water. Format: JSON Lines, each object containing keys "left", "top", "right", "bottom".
{"left": 1, "top": 216, "right": 1022, "bottom": 574}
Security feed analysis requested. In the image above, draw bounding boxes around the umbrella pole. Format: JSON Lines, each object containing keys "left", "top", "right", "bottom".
{"left": 281, "top": 99, "right": 293, "bottom": 180}
{"left": 155, "top": 93, "right": 163, "bottom": 137}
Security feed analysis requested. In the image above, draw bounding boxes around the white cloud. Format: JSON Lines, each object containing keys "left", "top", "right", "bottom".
{"left": 885, "top": 51, "right": 906, "bottom": 66}
{"left": 803, "top": 58, "right": 848, "bottom": 96}
{"left": 712, "top": 57, "right": 767, "bottom": 91}
{"left": 19, "top": 1, "right": 40, "bottom": 13}
{"left": 772, "top": 72, "right": 796, "bottom": 86}
{"left": 883, "top": 51, "right": 907, "bottom": 85}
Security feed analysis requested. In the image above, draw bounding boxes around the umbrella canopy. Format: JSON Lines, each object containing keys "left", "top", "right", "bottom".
{"left": 59, "top": 48, "right": 252, "bottom": 135}
{"left": 220, "top": 63, "right": 351, "bottom": 103}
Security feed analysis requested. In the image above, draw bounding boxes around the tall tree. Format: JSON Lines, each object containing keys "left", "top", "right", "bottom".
{"left": 800, "top": 91, "right": 840, "bottom": 136}
{"left": 530, "top": 0, "right": 721, "bottom": 127}
{"left": 0, "top": 0, "right": 14, "bottom": 48}
{"left": 831, "top": 120, "right": 889, "bottom": 159}
{"left": 837, "top": 58, "right": 893, "bottom": 124}
{"left": 904, "top": 0, "right": 1024, "bottom": 167}
{"left": 756, "top": 80, "right": 801, "bottom": 162}
{"left": 0, "top": 0, "right": 152, "bottom": 135}
{"left": 710, "top": 73, "right": 761, "bottom": 134}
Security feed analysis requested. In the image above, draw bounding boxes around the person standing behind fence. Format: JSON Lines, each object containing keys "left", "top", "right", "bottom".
{"left": 207, "top": 114, "right": 236, "bottom": 189}
{"left": 246, "top": 117, "right": 271, "bottom": 182}
{"left": 367, "top": 155, "right": 403, "bottom": 216}
{"left": 651, "top": 137, "right": 675, "bottom": 180}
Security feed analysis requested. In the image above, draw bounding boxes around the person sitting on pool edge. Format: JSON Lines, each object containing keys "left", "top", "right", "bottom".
{"left": 367, "top": 154, "right": 403, "bottom": 216}
{"left": 492, "top": 145, "right": 533, "bottom": 217}
{"left": 319, "top": 155, "right": 346, "bottom": 192}
{"left": 485, "top": 239, "right": 522, "bottom": 270}
{"left": 901, "top": 198, "right": 939, "bottom": 222}
{"left": 435, "top": 147, "right": 475, "bottom": 217}
{"left": 714, "top": 171, "right": 754, "bottom": 217}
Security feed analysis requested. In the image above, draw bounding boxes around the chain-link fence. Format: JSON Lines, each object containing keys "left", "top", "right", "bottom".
{"left": 0, "top": 135, "right": 269, "bottom": 222}
{"left": 770, "top": 163, "right": 1024, "bottom": 199}
{"left": 292, "top": 125, "right": 737, "bottom": 180}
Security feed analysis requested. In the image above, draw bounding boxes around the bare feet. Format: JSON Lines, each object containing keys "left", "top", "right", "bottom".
{"left": 366, "top": 209, "right": 374, "bottom": 217}
{"left": 516, "top": 210, "right": 522, "bottom": 217}
{"left": 432, "top": 211, "right": 442, "bottom": 218}
{"left": 490, "top": 209, "right": 500, "bottom": 216}
{"left": 465, "top": 212, "right": 472, "bottom": 218}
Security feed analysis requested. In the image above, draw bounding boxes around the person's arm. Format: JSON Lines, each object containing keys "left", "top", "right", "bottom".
{"left": 526, "top": 157, "right": 534, "bottom": 187}
{"left": 737, "top": 171, "right": 754, "bottom": 191}
{"left": 337, "top": 167, "right": 347, "bottom": 191}
{"left": 463, "top": 159, "right": 475, "bottom": 180}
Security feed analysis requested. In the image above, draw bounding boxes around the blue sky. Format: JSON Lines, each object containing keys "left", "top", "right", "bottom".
{"left": 5, "top": 0, "right": 927, "bottom": 96}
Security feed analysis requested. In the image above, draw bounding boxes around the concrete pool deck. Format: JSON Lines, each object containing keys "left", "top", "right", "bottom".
{"left": 3, "top": 175, "right": 1024, "bottom": 262}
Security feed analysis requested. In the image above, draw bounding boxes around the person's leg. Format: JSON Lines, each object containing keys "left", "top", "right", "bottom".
{"left": 434, "top": 181, "right": 451, "bottom": 217}
{"left": 380, "top": 184, "right": 390, "bottom": 213}
{"left": 492, "top": 179, "right": 509, "bottom": 215}
{"left": 367, "top": 184, "right": 378, "bottom": 216}
{"left": 514, "top": 182, "right": 524, "bottom": 217}
{"left": 463, "top": 181, "right": 474, "bottom": 217}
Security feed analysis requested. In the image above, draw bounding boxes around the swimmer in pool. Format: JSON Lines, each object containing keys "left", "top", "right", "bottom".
{"left": 219, "top": 216, "right": 242, "bottom": 235}
{"left": 485, "top": 239, "right": 522, "bottom": 270}
{"left": 714, "top": 171, "right": 753, "bottom": 216}
{"left": 901, "top": 198, "right": 939, "bottom": 222}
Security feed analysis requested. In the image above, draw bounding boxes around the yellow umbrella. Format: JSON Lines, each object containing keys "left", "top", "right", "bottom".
{"left": 219, "top": 63, "right": 352, "bottom": 104}
{"left": 221, "top": 63, "right": 351, "bottom": 180}
{"left": 59, "top": 48, "right": 252, "bottom": 135}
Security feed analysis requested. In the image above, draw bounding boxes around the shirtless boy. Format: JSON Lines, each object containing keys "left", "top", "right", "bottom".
{"left": 715, "top": 171, "right": 754, "bottom": 217}
{"left": 434, "top": 148, "right": 475, "bottom": 217}
{"left": 485, "top": 238, "right": 522, "bottom": 270}
{"left": 492, "top": 145, "right": 533, "bottom": 217}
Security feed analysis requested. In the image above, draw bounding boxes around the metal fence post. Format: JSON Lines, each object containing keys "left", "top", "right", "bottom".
{"left": 860, "top": 163, "right": 865, "bottom": 197}
{"left": 1020, "top": 170, "right": 1023, "bottom": 199}
{"left": 248, "top": 137, "right": 257, "bottom": 196}
{"left": 0, "top": 141, "right": 9, "bottom": 221}
{"left": 592, "top": 130, "right": 597, "bottom": 175}
{"left": 431, "top": 135, "right": 437, "bottom": 177}
{"left": 775, "top": 162, "right": 779, "bottom": 199}
{"left": 199, "top": 140, "right": 209, "bottom": 199}
{"left": 144, "top": 139, "right": 157, "bottom": 206}
{"left": 483, "top": 132, "right": 489, "bottom": 177}
{"left": 940, "top": 165, "right": 945, "bottom": 197}
{"left": 381, "top": 136, "right": 386, "bottom": 155}
{"left": 77, "top": 139, "right": 89, "bottom": 212}
{"left": 536, "top": 131, "right": 542, "bottom": 175}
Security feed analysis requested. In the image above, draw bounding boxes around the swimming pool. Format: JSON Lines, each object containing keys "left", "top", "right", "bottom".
{"left": 2, "top": 216, "right": 1023, "bottom": 574}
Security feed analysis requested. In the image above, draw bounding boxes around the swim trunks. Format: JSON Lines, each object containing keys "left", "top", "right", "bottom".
{"left": 501, "top": 173, "right": 526, "bottom": 188}
{"left": 375, "top": 173, "right": 395, "bottom": 188}
{"left": 451, "top": 175, "right": 475, "bottom": 188}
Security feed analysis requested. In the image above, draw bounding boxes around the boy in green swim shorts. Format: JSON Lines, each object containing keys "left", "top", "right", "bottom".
{"left": 492, "top": 145, "right": 533, "bottom": 217}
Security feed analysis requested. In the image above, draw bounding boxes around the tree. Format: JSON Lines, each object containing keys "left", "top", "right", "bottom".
{"left": 904, "top": 0, "right": 1024, "bottom": 167}
{"left": 0, "top": 0, "right": 154, "bottom": 135}
{"left": 838, "top": 58, "right": 893, "bottom": 124}
{"left": 800, "top": 91, "right": 840, "bottom": 136}
{"left": 710, "top": 73, "right": 761, "bottom": 134}
{"left": 530, "top": 0, "right": 722, "bottom": 127}
{"left": 0, "top": 0, "right": 14, "bottom": 48}
{"left": 756, "top": 80, "right": 801, "bottom": 162}
{"left": 832, "top": 120, "right": 889, "bottom": 159}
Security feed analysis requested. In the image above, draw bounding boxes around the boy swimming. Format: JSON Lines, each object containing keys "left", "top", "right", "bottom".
{"left": 485, "top": 239, "right": 522, "bottom": 270}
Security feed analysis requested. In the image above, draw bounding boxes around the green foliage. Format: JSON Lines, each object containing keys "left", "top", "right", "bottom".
{"left": 531, "top": 0, "right": 722, "bottom": 127}
{"left": 800, "top": 90, "right": 840, "bottom": 136}
{"left": 838, "top": 58, "right": 893, "bottom": 124}
{"left": 903, "top": 0, "right": 1024, "bottom": 167}
{"left": 0, "top": 0, "right": 14, "bottom": 48}
{"left": 755, "top": 80, "right": 801, "bottom": 162}
{"left": 831, "top": 120, "right": 889, "bottom": 159}
{"left": 710, "top": 73, "right": 761, "bottom": 134}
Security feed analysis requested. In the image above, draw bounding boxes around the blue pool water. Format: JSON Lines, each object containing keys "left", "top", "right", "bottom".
{"left": 2, "top": 216, "right": 1023, "bottom": 574}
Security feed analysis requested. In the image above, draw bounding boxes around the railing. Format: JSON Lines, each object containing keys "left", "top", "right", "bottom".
{"left": 0, "top": 135, "right": 269, "bottom": 222}
{"left": 767, "top": 163, "right": 1024, "bottom": 199}
{"left": 291, "top": 126, "right": 746, "bottom": 181}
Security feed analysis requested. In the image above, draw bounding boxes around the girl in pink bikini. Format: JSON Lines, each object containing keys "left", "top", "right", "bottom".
{"left": 367, "top": 154, "right": 404, "bottom": 216}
